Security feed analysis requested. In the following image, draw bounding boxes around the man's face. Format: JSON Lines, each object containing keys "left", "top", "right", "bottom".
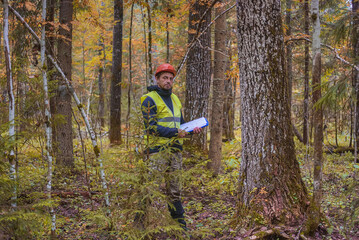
{"left": 156, "top": 72, "right": 174, "bottom": 90}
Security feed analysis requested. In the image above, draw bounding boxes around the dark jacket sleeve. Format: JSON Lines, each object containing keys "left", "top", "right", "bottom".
{"left": 141, "top": 96, "right": 178, "bottom": 138}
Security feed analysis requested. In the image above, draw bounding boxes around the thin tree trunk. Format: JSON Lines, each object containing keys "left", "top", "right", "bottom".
{"left": 223, "top": 35, "right": 235, "bottom": 141}
{"left": 166, "top": 4, "right": 170, "bottom": 63}
{"left": 126, "top": 3, "right": 134, "bottom": 147}
{"left": 208, "top": 0, "right": 227, "bottom": 175}
{"left": 109, "top": 0, "right": 123, "bottom": 145}
{"left": 86, "top": 79, "right": 94, "bottom": 117}
{"left": 303, "top": 0, "right": 310, "bottom": 145}
{"left": 236, "top": 0, "right": 308, "bottom": 225}
{"left": 9, "top": 5, "right": 111, "bottom": 209}
{"left": 55, "top": 0, "right": 74, "bottom": 167}
{"left": 146, "top": 0, "right": 153, "bottom": 86}
{"left": 82, "top": 38, "right": 86, "bottom": 103}
{"left": 353, "top": 0, "right": 359, "bottom": 163}
{"left": 3, "top": 0, "right": 17, "bottom": 209}
{"left": 305, "top": 0, "right": 323, "bottom": 234}
{"left": 141, "top": 6, "right": 148, "bottom": 89}
{"left": 40, "top": 0, "right": 56, "bottom": 236}
{"left": 46, "top": 0, "right": 56, "bottom": 150}
{"left": 98, "top": 39, "right": 105, "bottom": 129}
{"left": 185, "top": 0, "right": 212, "bottom": 151}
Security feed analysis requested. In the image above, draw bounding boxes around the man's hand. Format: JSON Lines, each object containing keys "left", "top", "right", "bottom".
{"left": 192, "top": 127, "right": 202, "bottom": 134}
{"left": 178, "top": 129, "right": 188, "bottom": 138}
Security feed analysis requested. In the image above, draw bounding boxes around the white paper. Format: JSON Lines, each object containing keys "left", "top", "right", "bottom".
{"left": 180, "top": 117, "right": 208, "bottom": 132}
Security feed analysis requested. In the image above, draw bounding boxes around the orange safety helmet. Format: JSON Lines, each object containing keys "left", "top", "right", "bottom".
{"left": 155, "top": 63, "right": 176, "bottom": 77}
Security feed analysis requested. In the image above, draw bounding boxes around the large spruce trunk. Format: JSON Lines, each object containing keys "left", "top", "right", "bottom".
{"left": 237, "top": 0, "right": 308, "bottom": 224}
{"left": 185, "top": 0, "right": 212, "bottom": 151}
{"left": 55, "top": 0, "right": 74, "bottom": 167}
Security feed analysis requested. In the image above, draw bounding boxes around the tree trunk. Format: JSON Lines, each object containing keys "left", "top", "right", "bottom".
{"left": 109, "top": 0, "right": 123, "bottom": 145}
{"left": 98, "top": 39, "right": 105, "bottom": 129}
{"left": 46, "top": 0, "right": 56, "bottom": 149}
{"left": 146, "top": 0, "right": 153, "bottom": 86}
{"left": 223, "top": 35, "right": 235, "bottom": 141}
{"left": 236, "top": 0, "right": 308, "bottom": 225}
{"left": 304, "top": 0, "right": 323, "bottom": 234}
{"left": 185, "top": 0, "right": 212, "bottom": 151}
{"left": 41, "top": 0, "right": 56, "bottom": 235}
{"left": 353, "top": 0, "right": 359, "bottom": 163}
{"left": 3, "top": 0, "right": 17, "bottom": 209}
{"left": 208, "top": 1, "right": 227, "bottom": 175}
{"left": 303, "top": 0, "right": 310, "bottom": 145}
{"left": 55, "top": 0, "right": 74, "bottom": 167}
{"left": 126, "top": 3, "right": 134, "bottom": 147}
{"left": 141, "top": 6, "right": 148, "bottom": 90}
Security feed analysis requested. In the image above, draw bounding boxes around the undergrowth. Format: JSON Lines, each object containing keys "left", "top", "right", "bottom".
{"left": 0, "top": 129, "right": 358, "bottom": 239}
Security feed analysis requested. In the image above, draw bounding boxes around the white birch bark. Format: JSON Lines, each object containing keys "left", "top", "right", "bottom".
{"left": 3, "top": 0, "right": 17, "bottom": 209}
{"left": 305, "top": 0, "right": 323, "bottom": 233}
{"left": 8, "top": 5, "right": 110, "bottom": 208}
{"left": 41, "top": 0, "right": 56, "bottom": 234}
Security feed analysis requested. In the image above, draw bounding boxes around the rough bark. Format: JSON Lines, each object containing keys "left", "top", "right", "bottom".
{"left": 286, "top": 0, "right": 293, "bottom": 105}
{"left": 55, "top": 0, "right": 74, "bottom": 167}
{"left": 208, "top": 1, "right": 227, "bottom": 175}
{"left": 304, "top": 0, "right": 323, "bottom": 234}
{"left": 303, "top": 0, "right": 310, "bottom": 145}
{"left": 3, "top": 0, "right": 17, "bottom": 209}
{"left": 185, "top": 0, "right": 212, "bottom": 151}
{"left": 223, "top": 34, "right": 235, "bottom": 141}
{"left": 109, "top": 0, "right": 123, "bottom": 145}
{"left": 353, "top": 0, "right": 359, "bottom": 163}
{"left": 236, "top": 0, "right": 308, "bottom": 225}
{"left": 98, "top": 39, "right": 105, "bottom": 129}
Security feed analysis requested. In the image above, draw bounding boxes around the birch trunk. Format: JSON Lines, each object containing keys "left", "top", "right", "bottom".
{"left": 208, "top": 1, "right": 227, "bottom": 175}
{"left": 3, "top": 0, "right": 17, "bottom": 209}
{"left": 8, "top": 6, "right": 111, "bottom": 209}
{"left": 185, "top": 0, "right": 212, "bottom": 151}
{"left": 41, "top": 0, "right": 56, "bottom": 235}
{"left": 305, "top": 0, "right": 323, "bottom": 234}
{"left": 236, "top": 0, "right": 308, "bottom": 224}
{"left": 109, "top": 0, "right": 123, "bottom": 145}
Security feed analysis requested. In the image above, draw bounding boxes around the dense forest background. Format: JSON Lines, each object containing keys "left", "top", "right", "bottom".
{"left": 0, "top": 0, "right": 358, "bottom": 239}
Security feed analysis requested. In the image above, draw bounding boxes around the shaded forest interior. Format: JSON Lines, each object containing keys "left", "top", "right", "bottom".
{"left": 0, "top": 0, "right": 358, "bottom": 239}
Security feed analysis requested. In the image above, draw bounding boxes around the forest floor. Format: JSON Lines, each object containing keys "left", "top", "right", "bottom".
{"left": 52, "top": 138, "right": 359, "bottom": 240}
{"left": 1, "top": 137, "right": 358, "bottom": 239}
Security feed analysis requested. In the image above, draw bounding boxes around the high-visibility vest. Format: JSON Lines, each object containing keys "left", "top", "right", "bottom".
{"left": 141, "top": 91, "right": 183, "bottom": 148}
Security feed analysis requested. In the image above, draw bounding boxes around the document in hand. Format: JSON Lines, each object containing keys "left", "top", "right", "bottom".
{"left": 180, "top": 117, "right": 208, "bottom": 132}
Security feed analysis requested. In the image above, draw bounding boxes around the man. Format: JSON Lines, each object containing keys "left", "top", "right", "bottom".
{"left": 140, "top": 63, "right": 201, "bottom": 230}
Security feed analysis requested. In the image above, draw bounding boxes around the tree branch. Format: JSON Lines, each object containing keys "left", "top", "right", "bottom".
{"left": 286, "top": 36, "right": 359, "bottom": 72}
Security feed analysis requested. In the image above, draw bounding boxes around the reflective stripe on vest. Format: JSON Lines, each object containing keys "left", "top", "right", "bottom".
{"left": 141, "top": 91, "right": 183, "bottom": 147}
